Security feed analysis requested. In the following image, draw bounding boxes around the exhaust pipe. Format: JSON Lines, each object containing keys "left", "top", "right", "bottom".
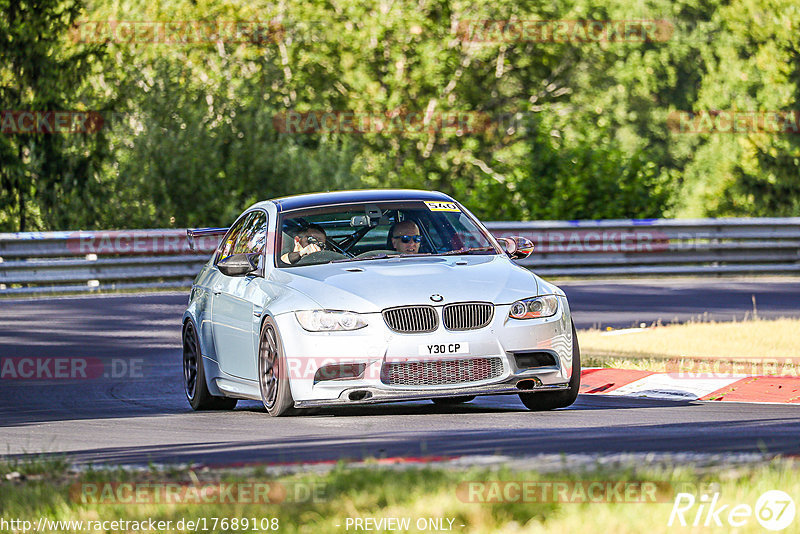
{"left": 516, "top": 378, "right": 541, "bottom": 390}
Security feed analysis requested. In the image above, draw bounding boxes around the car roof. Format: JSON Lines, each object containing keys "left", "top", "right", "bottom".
{"left": 262, "top": 189, "right": 455, "bottom": 212}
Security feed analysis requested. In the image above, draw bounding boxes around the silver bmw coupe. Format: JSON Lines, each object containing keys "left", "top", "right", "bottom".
{"left": 183, "top": 189, "right": 579, "bottom": 416}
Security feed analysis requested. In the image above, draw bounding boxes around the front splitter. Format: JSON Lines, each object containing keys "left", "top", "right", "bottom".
{"left": 293, "top": 378, "right": 570, "bottom": 408}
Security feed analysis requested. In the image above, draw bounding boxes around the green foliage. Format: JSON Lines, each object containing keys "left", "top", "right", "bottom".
{"left": 102, "top": 57, "right": 363, "bottom": 228}
{"left": 675, "top": 0, "right": 800, "bottom": 216}
{"left": 0, "top": 0, "right": 109, "bottom": 231}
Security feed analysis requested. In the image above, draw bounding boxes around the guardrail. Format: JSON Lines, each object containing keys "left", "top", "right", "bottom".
{"left": 1, "top": 218, "right": 798, "bottom": 295}
{"left": 487, "top": 218, "right": 800, "bottom": 277}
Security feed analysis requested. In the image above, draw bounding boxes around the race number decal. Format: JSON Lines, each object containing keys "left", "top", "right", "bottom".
{"left": 419, "top": 342, "right": 469, "bottom": 355}
{"left": 424, "top": 201, "right": 460, "bottom": 212}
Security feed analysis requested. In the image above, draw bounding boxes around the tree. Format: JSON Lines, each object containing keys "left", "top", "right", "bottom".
{"left": 675, "top": 0, "right": 800, "bottom": 216}
{"left": 0, "top": 0, "right": 108, "bottom": 231}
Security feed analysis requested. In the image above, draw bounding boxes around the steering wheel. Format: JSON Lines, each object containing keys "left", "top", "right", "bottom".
{"left": 294, "top": 249, "right": 348, "bottom": 266}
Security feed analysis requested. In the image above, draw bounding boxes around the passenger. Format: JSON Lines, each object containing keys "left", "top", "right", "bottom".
{"left": 388, "top": 220, "right": 423, "bottom": 254}
{"left": 281, "top": 224, "right": 327, "bottom": 264}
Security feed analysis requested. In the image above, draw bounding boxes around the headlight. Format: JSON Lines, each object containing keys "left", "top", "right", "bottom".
{"left": 508, "top": 296, "right": 559, "bottom": 319}
{"left": 295, "top": 310, "right": 367, "bottom": 331}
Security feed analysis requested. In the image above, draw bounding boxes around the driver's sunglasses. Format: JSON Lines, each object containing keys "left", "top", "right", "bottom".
{"left": 392, "top": 234, "right": 422, "bottom": 243}
{"left": 305, "top": 236, "right": 324, "bottom": 245}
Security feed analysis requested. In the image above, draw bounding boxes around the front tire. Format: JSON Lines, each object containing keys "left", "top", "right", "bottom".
{"left": 183, "top": 320, "right": 237, "bottom": 411}
{"left": 519, "top": 321, "right": 581, "bottom": 411}
{"left": 258, "top": 317, "right": 296, "bottom": 417}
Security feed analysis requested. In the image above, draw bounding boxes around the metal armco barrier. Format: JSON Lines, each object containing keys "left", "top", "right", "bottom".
{"left": 487, "top": 218, "right": 800, "bottom": 276}
{"left": 0, "top": 229, "right": 218, "bottom": 295}
{"left": 1, "top": 218, "right": 798, "bottom": 295}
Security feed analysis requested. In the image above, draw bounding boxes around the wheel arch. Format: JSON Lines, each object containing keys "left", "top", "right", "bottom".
{"left": 182, "top": 311, "right": 226, "bottom": 397}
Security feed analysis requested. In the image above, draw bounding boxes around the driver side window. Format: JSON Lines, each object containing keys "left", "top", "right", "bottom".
{"left": 215, "top": 217, "right": 246, "bottom": 265}
{"left": 233, "top": 211, "right": 268, "bottom": 255}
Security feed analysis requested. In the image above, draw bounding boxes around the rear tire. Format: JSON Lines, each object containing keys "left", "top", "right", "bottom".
{"left": 519, "top": 321, "right": 581, "bottom": 411}
{"left": 183, "top": 320, "right": 237, "bottom": 411}
{"left": 258, "top": 317, "right": 296, "bottom": 417}
{"left": 432, "top": 396, "right": 476, "bottom": 405}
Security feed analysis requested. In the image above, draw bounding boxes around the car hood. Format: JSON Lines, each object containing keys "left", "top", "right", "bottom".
{"left": 273, "top": 255, "right": 540, "bottom": 313}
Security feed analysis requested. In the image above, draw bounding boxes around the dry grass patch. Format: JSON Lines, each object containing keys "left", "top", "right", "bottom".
{"left": 579, "top": 317, "right": 800, "bottom": 360}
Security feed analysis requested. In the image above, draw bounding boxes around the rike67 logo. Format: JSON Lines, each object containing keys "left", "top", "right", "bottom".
{"left": 669, "top": 490, "right": 795, "bottom": 531}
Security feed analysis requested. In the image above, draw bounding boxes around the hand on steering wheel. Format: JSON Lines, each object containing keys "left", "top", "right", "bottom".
{"left": 298, "top": 243, "right": 322, "bottom": 257}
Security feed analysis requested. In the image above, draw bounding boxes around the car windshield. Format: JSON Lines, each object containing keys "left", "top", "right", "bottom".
{"left": 276, "top": 200, "right": 500, "bottom": 267}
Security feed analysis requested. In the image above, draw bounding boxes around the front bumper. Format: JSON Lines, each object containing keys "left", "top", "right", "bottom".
{"left": 293, "top": 377, "right": 570, "bottom": 407}
{"left": 273, "top": 297, "right": 574, "bottom": 407}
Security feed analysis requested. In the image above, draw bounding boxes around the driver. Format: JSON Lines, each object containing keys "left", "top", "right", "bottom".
{"left": 281, "top": 224, "right": 327, "bottom": 264}
{"left": 389, "top": 220, "right": 422, "bottom": 254}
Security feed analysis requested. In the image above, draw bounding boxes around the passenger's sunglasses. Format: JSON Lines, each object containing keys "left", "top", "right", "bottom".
{"left": 392, "top": 234, "right": 422, "bottom": 243}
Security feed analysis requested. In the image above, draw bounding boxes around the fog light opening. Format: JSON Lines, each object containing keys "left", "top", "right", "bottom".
{"left": 314, "top": 363, "right": 367, "bottom": 384}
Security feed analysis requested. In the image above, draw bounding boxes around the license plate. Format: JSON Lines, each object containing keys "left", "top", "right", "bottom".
{"left": 419, "top": 342, "right": 469, "bottom": 356}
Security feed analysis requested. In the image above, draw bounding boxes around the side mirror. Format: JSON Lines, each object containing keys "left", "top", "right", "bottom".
{"left": 218, "top": 253, "right": 259, "bottom": 277}
{"left": 498, "top": 236, "right": 534, "bottom": 260}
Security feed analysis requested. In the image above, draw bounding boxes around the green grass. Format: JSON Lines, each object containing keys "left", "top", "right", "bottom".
{"left": 2, "top": 457, "right": 798, "bottom": 533}
{"left": 0, "top": 454, "right": 70, "bottom": 477}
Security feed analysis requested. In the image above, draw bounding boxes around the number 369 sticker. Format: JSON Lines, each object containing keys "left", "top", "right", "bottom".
{"left": 419, "top": 343, "right": 469, "bottom": 355}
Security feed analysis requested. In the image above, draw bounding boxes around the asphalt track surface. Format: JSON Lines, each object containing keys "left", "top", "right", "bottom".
{"left": 2, "top": 278, "right": 799, "bottom": 466}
